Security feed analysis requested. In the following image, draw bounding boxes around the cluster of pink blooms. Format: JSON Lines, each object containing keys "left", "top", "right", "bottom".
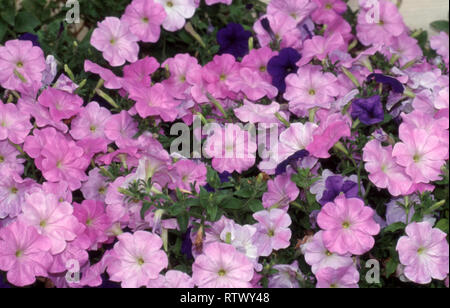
{"left": 0, "top": 0, "right": 448, "bottom": 288}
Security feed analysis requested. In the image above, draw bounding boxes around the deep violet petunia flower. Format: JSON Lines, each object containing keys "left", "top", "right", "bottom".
{"left": 396, "top": 222, "right": 449, "bottom": 285}
{"left": 267, "top": 47, "right": 301, "bottom": 93}
{"left": 217, "top": 23, "right": 252, "bottom": 59}
{"left": 121, "top": 0, "right": 166, "bottom": 43}
{"left": 192, "top": 242, "right": 254, "bottom": 288}
{"left": 275, "top": 150, "right": 309, "bottom": 176}
{"left": 351, "top": 95, "right": 384, "bottom": 125}
{"left": 367, "top": 74, "right": 404, "bottom": 94}
{"left": 0, "top": 220, "right": 53, "bottom": 287}
{"left": 319, "top": 175, "right": 359, "bottom": 206}
{"left": 317, "top": 194, "right": 380, "bottom": 255}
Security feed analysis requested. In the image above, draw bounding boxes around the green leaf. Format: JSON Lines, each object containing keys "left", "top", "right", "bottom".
{"left": 431, "top": 20, "right": 449, "bottom": 34}
{"left": 221, "top": 197, "right": 244, "bottom": 210}
{"left": 15, "top": 11, "right": 41, "bottom": 33}
{"left": 385, "top": 258, "right": 398, "bottom": 279}
{"left": 0, "top": 4, "right": 15, "bottom": 27}
{"left": 177, "top": 213, "right": 189, "bottom": 233}
{"left": 435, "top": 219, "right": 449, "bottom": 234}
{"left": 383, "top": 222, "right": 406, "bottom": 234}
{"left": 248, "top": 199, "right": 264, "bottom": 213}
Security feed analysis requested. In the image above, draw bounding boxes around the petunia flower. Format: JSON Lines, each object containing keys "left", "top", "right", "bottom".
{"left": 316, "top": 265, "right": 359, "bottom": 288}
{"left": 0, "top": 176, "right": 35, "bottom": 219}
{"left": 396, "top": 221, "right": 449, "bottom": 284}
{"left": 168, "top": 159, "right": 207, "bottom": 193}
{"left": 267, "top": 47, "right": 301, "bottom": 93}
{"left": 226, "top": 67, "right": 278, "bottom": 100}
{"left": 0, "top": 140, "right": 25, "bottom": 176}
{"left": 268, "top": 0, "right": 317, "bottom": 23}
{"left": 0, "top": 40, "right": 46, "bottom": 91}
{"left": 192, "top": 242, "right": 254, "bottom": 288}
{"left": 90, "top": 17, "right": 139, "bottom": 67}
{"left": 430, "top": 32, "right": 449, "bottom": 66}
{"left": 253, "top": 209, "right": 292, "bottom": 257}
{"left": 351, "top": 95, "right": 384, "bottom": 125}
{"left": 38, "top": 88, "right": 83, "bottom": 122}
{"left": 0, "top": 102, "right": 33, "bottom": 145}
{"left": 317, "top": 194, "right": 380, "bottom": 255}
{"left": 319, "top": 175, "right": 359, "bottom": 206}
{"left": 107, "top": 231, "right": 168, "bottom": 288}
{"left": 263, "top": 174, "right": 299, "bottom": 210}
{"left": 217, "top": 23, "right": 252, "bottom": 59}
{"left": 0, "top": 220, "right": 53, "bottom": 287}
{"left": 268, "top": 261, "right": 303, "bottom": 288}
{"left": 121, "top": 0, "right": 166, "bottom": 43}
{"left": 148, "top": 270, "right": 194, "bottom": 288}
{"left": 155, "top": 0, "right": 196, "bottom": 32}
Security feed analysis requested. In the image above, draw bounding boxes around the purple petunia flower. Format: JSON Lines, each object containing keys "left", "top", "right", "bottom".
{"left": 217, "top": 23, "right": 252, "bottom": 59}
{"left": 267, "top": 47, "right": 302, "bottom": 93}
{"left": 351, "top": 95, "right": 385, "bottom": 125}
{"left": 18, "top": 33, "right": 40, "bottom": 47}
{"left": 367, "top": 73, "right": 405, "bottom": 94}
{"left": 319, "top": 176, "right": 359, "bottom": 205}
{"left": 275, "top": 149, "right": 309, "bottom": 176}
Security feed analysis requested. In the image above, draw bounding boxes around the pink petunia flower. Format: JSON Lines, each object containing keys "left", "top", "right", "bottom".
{"left": 192, "top": 242, "right": 254, "bottom": 288}
{"left": 162, "top": 53, "right": 201, "bottom": 99}
{"left": 254, "top": 13, "right": 302, "bottom": 49}
{"left": 121, "top": 0, "right": 166, "bottom": 43}
{"left": 107, "top": 231, "right": 168, "bottom": 288}
{"left": 304, "top": 231, "right": 354, "bottom": 274}
{"left": 234, "top": 100, "right": 286, "bottom": 124}
{"left": 297, "top": 33, "right": 347, "bottom": 66}
{"left": 90, "top": 17, "right": 140, "bottom": 67}
{"left": 356, "top": 0, "right": 406, "bottom": 47}
{"left": 396, "top": 221, "right": 449, "bottom": 284}
{"left": 0, "top": 176, "right": 35, "bottom": 219}
{"left": 168, "top": 159, "right": 207, "bottom": 193}
{"left": 0, "top": 140, "right": 25, "bottom": 176}
{"left": 268, "top": 0, "right": 317, "bottom": 23}
{"left": 155, "top": 0, "right": 196, "bottom": 32}
{"left": 311, "top": 0, "right": 347, "bottom": 24}
{"left": 203, "top": 54, "right": 240, "bottom": 99}
{"left": 317, "top": 195, "right": 380, "bottom": 255}
{"left": 81, "top": 168, "right": 109, "bottom": 202}
{"left": 0, "top": 220, "right": 53, "bottom": 287}
{"left": 130, "top": 83, "right": 180, "bottom": 122}
{"left": 205, "top": 0, "right": 232, "bottom": 5}
{"left": 38, "top": 88, "right": 83, "bottom": 122}
{"left": 241, "top": 47, "right": 278, "bottom": 83}
{"left": 262, "top": 174, "right": 299, "bottom": 210}
{"left": 363, "top": 139, "right": 413, "bottom": 196}
{"left": 73, "top": 200, "right": 111, "bottom": 250}
{"left": 0, "top": 102, "right": 32, "bottom": 144}
{"left": 253, "top": 209, "right": 292, "bottom": 257}
{"left": 204, "top": 124, "right": 257, "bottom": 174}
{"left": 226, "top": 67, "right": 278, "bottom": 100}
{"left": 70, "top": 101, "right": 112, "bottom": 142}
{"left": 148, "top": 270, "right": 194, "bottom": 288}
{"left": 122, "top": 56, "right": 160, "bottom": 91}
{"left": 84, "top": 60, "right": 123, "bottom": 89}
{"left": 0, "top": 40, "right": 46, "bottom": 91}
{"left": 19, "top": 191, "right": 82, "bottom": 255}
{"left": 268, "top": 261, "right": 303, "bottom": 288}
{"left": 284, "top": 65, "right": 339, "bottom": 115}
{"left": 104, "top": 111, "right": 139, "bottom": 149}
{"left": 430, "top": 32, "right": 449, "bottom": 66}
{"left": 316, "top": 265, "right": 359, "bottom": 288}
{"left": 392, "top": 126, "right": 448, "bottom": 184}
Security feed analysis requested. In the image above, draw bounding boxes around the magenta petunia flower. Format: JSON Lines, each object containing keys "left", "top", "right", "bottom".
{"left": 73, "top": 200, "right": 111, "bottom": 250}
{"left": 284, "top": 65, "right": 339, "bottom": 116}
{"left": 107, "top": 231, "right": 168, "bottom": 288}
{"left": 70, "top": 101, "right": 112, "bottom": 142}
{"left": 392, "top": 126, "right": 448, "bottom": 184}
{"left": 192, "top": 242, "right": 254, "bottom": 288}
{"left": 162, "top": 53, "right": 200, "bottom": 99}
{"left": 90, "top": 17, "right": 140, "bottom": 67}
{"left": 84, "top": 60, "right": 123, "bottom": 89}
{"left": 262, "top": 174, "right": 299, "bottom": 210}
{"left": 122, "top": 56, "right": 160, "bottom": 90}
{"left": 38, "top": 88, "right": 83, "bottom": 122}
{"left": 0, "top": 220, "right": 53, "bottom": 287}
{"left": 304, "top": 231, "right": 353, "bottom": 274}
{"left": 316, "top": 265, "right": 359, "bottom": 288}
{"left": 0, "top": 40, "right": 46, "bottom": 91}
{"left": 317, "top": 195, "right": 380, "bottom": 255}
{"left": 121, "top": 0, "right": 166, "bottom": 43}
{"left": 396, "top": 221, "right": 449, "bottom": 284}
{"left": 0, "top": 102, "right": 32, "bottom": 145}
{"left": 204, "top": 124, "right": 257, "bottom": 174}
{"left": 363, "top": 139, "right": 413, "bottom": 196}
{"left": 19, "top": 191, "right": 83, "bottom": 255}
{"left": 155, "top": 0, "right": 196, "bottom": 32}
{"left": 253, "top": 209, "right": 292, "bottom": 256}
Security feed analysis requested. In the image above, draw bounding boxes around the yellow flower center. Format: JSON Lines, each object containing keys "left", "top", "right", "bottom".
{"left": 218, "top": 269, "right": 226, "bottom": 276}
{"left": 166, "top": 1, "right": 174, "bottom": 7}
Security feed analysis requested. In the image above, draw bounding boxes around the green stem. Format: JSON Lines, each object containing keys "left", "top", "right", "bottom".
{"left": 207, "top": 93, "right": 228, "bottom": 118}
{"left": 275, "top": 112, "right": 290, "bottom": 127}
